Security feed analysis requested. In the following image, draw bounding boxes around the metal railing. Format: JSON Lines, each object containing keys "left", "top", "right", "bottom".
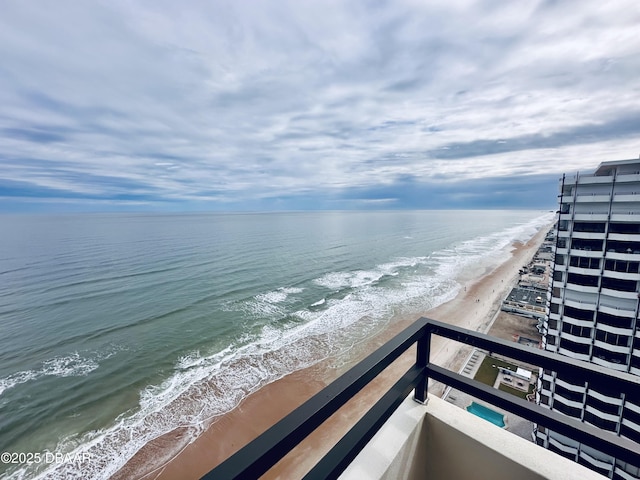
{"left": 202, "top": 317, "right": 640, "bottom": 479}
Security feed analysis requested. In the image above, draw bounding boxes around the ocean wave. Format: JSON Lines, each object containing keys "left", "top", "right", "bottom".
{"left": 238, "top": 286, "right": 305, "bottom": 318}
{"left": 0, "top": 352, "right": 104, "bottom": 397}
{"left": 12, "top": 212, "right": 553, "bottom": 479}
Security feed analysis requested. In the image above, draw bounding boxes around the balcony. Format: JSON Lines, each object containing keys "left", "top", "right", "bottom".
{"left": 573, "top": 213, "right": 609, "bottom": 222}
{"left": 575, "top": 174, "right": 615, "bottom": 184}
{"left": 202, "top": 318, "right": 640, "bottom": 480}
{"left": 616, "top": 173, "right": 640, "bottom": 183}
{"left": 601, "top": 287, "right": 639, "bottom": 300}
{"left": 575, "top": 194, "right": 611, "bottom": 203}
{"left": 603, "top": 269, "right": 639, "bottom": 281}
{"left": 598, "top": 303, "right": 636, "bottom": 318}
{"left": 565, "top": 283, "right": 599, "bottom": 295}
{"left": 611, "top": 213, "right": 640, "bottom": 223}
{"left": 609, "top": 233, "right": 640, "bottom": 242}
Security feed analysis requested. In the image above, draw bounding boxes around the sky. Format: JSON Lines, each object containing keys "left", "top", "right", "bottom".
{"left": 1, "top": 0, "right": 639, "bottom": 213}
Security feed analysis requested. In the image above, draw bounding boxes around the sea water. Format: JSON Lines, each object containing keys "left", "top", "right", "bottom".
{"left": 0, "top": 210, "right": 553, "bottom": 478}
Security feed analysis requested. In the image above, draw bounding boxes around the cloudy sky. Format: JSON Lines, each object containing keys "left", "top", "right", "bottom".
{"left": 1, "top": 0, "right": 639, "bottom": 212}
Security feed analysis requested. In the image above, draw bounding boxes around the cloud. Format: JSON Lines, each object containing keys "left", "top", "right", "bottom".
{"left": 0, "top": 0, "right": 639, "bottom": 212}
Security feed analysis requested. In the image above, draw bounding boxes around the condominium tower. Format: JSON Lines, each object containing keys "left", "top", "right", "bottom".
{"left": 537, "top": 159, "right": 640, "bottom": 479}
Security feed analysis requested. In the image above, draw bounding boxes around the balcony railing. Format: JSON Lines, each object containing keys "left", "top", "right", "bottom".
{"left": 202, "top": 318, "right": 640, "bottom": 480}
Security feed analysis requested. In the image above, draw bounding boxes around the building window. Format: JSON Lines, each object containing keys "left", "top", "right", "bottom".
{"left": 586, "top": 394, "right": 621, "bottom": 416}
{"left": 592, "top": 346, "right": 628, "bottom": 365}
{"left": 570, "top": 256, "right": 601, "bottom": 269}
{"left": 601, "top": 276, "right": 637, "bottom": 293}
{"left": 564, "top": 306, "right": 594, "bottom": 321}
{"left": 572, "top": 239, "right": 604, "bottom": 251}
{"left": 621, "top": 424, "right": 640, "bottom": 443}
{"left": 605, "top": 259, "right": 640, "bottom": 274}
{"left": 555, "top": 385, "right": 584, "bottom": 403}
{"left": 615, "top": 460, "right": 640, "bottom": 479}
{"left": 609, "top": 223, "right": 640, "bottom": 234}
{"left": 606, "top": 240, "right": 640, "bottom": 254}
{"left": 549, "top": 443, "right": 575, "bottom": 460}
{"left": 596, "top": 312, "right": 633, "bottom": 329}
{"left": 568, "top": 272, "right": 599, "bottom": 287}
{"left": 562, "top": 323, "right": 592, "bottom": 338}
{"left": 578, "top": 455, "right": 612, "bottom": 476}
{"left": 554, "top": 400, "right": 583, "bottom": 418}
{"left": 584, "top": 411, "right": 618, "bottom": 432}
{"left": 573, "top": 222, "right": 606, "bottom": 233}
{"left": 623, "top": 407, "right": 640, "bottom": 427}
{"left": 595, "top": 330, "right": 631, "bottom": 347}
{"left": 559, "top": 338, "right": 590, "bottom": 355}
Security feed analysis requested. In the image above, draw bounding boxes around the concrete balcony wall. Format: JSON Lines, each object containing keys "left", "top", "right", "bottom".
{"left": 561, "top": 332, "right": 593, "bottom": 345}
{"left": 598, "top": 303, "right": 636, "bottom": 318}
{"left": 562, "top": 316, "right": 595, "bottom": 328}
{"left": 593, "top": 339, "right": 630, "bottom": 354}
{"left": 571, "top": 231, "right": 607, "bottom": 240}
{"left": 571, "top": 249, "right": 605, "bottom": 258}
{"left": 575, "top": 195, "right": 611, "bottom": 203}
{"left": 568, "top": 265, "right": 601, "bottom": 276}
{"left": 592, "top": 356, "right": 628, "bottom": 371}
{"left": 573, "top": 214, "right": 609, "bottom": 221}
{"left": 340, "top": 395, "right": 605, "bottom": 480}
{"left": 616, "top": 174, "right": 640, "bottom": 183}
{"left": 558, "top": 348, "right": 591, "bottom": 362}
{"left": 613, "top": 194, "right": 640, "bottom": 202}
{"left": 576, "top": 174, "right": 614, "bottom": 184}
{"left": 587, "top": 390, "right": 622, "bottom": 405}
{"left": 608, "top": 233, "right": 640, "bottom": 242}
{"left": 595, "top": 323, "right": 633, "bottom": 336}
{"left": 602, "top": 269, "right": 639, "bottom": 281}
{"left": 611, "top": 213, "right": 640, "bottom": 223}
{"left": 605, "top": 251, "right": 640, "bottom": 261}
{"left": 600, "top": 287, "right": 638, "bottom": 300}
{"left": 555, "top": 378, "right": 586, "bottom": 392}
{"left": 565, "top": 283, "right": 599, "bottom": 295}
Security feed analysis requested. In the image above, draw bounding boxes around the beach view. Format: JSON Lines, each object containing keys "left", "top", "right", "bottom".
{"left": 0, "top": 210, "right": 551, "bottom": 478}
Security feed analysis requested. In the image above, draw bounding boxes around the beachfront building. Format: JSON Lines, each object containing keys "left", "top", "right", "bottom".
{"left": 537, "top": 159, "right": 640, "bottom": 479}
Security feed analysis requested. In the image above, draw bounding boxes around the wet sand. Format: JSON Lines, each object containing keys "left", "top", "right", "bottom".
{"left": 118, "top": 225, "right": 550, "bottom": 480}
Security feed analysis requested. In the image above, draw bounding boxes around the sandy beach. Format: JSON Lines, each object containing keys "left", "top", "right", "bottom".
{"left": 116, "top": 224, "right": 550, "bottom": 480}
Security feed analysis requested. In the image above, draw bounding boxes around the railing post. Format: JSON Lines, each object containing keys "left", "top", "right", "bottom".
{"left": 414, "top": 327, "right": 430, "bottom": 404}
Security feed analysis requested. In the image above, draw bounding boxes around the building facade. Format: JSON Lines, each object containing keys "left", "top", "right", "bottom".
{"left": 536, "top": 159, "right": 640, "bottom": 479}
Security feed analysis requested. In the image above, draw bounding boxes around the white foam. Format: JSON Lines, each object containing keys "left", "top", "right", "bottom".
{"left": 0, "top": 352, "right": 107, "bottom": 397}
{"left": 314, "top": 270, "right": 383, "bottom": 290}
{"left": 310, "top": 298, "right": 325, "bottom": 307}
{"left": 242, "top": 287, "right": 305, "bottom": 318}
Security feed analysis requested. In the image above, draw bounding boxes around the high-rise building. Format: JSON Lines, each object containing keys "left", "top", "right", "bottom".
{"left": 536, "top": 159, "right": 640, "bottom": 479}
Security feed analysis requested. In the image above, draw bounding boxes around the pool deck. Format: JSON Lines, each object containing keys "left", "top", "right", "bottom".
{"left": 442, "top": 346, "right": 536, "bottom": 441}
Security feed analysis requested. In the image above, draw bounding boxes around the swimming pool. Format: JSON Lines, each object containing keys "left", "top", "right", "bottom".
{"left": 466, "top": 402, "right": 506, "bottom": 428}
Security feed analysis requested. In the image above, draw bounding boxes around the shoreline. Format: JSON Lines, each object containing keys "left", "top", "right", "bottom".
{"left": 115, "top": 224, "right": 551, "bottom": 480}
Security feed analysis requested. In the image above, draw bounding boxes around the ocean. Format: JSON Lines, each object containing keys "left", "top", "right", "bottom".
{"left": 0, "top": 210, "right": 552, "bottom": 479}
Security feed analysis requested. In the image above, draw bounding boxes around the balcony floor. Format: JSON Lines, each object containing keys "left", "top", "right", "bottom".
{"left": 340, "top": 395, "right": 606, "bottom": 480}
